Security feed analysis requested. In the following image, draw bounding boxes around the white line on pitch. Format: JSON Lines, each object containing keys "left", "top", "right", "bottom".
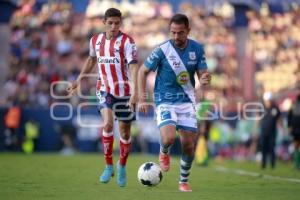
{"left": 214, "top": 166, "right": 300, "bottom": 184}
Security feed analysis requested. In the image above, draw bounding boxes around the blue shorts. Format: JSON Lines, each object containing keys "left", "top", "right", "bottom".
{"left": 97, "top": 91, "right": 135, "bottom": 123}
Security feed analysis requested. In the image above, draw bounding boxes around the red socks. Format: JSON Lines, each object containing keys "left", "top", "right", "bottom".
{"left": 102, "top": 131, "right": 131, "bottom": 166}
{"left": 102, "top": 131, "right": 114, "bottom": 165}
{"left": 119, "top": 137, "right": 132, "bottom": 166}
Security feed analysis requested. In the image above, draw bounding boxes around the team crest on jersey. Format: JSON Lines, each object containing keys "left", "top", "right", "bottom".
{"left": 176, "top": 71, "right": 190, "bottom": 85}
{"left": 115, "top": 41, "right": 121, "bottom": 47}
{"left": 189, "top": 52, "right": 196, "bottom": 60}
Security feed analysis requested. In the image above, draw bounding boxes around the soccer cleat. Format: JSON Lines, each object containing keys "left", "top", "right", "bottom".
{"left": 179, "top": 182, "right": 192, "bottom": 192}
{"left": 117, "top": 162, "right": 126, "bottom": 187}
{"left": 159, "top": 152, "right": 170, "bottom": 172}
{"left": 99, "top": 165, "right": 114, "bottom": 183}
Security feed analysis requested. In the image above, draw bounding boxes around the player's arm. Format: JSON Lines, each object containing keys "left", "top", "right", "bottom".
{"left": 196, "top": 44, "right": 211, "bottom": 87}
{"left": 137, "top": 64, "right": 151, "bottom": 113}
{"left": 125, "top": 38, "right": 139, "bottom": 110}
{"left": 128, "top": 63, "right": 139, "bottom": 110}
{"left": 67, "top": 35, "right": 98, "bottom": 95}
{"left": 67, "top": 56, "right": 97, "bottom": 95}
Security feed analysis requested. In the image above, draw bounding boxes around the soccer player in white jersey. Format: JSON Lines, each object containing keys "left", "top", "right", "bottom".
{"left": 67, "top": 8, "right": 138, "bottom": 187}
{"left": 138, "top": 13, "right": 211, "bottom": 192}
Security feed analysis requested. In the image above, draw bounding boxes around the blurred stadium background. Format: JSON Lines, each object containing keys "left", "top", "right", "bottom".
{"left": 0, "top": 0, "right": 300, "bottom": 166}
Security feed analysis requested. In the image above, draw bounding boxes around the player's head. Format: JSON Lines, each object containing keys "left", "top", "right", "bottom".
{"left": 263, "top": 92, "right": 274, "bottom": 108}
{"left": 103, "top": 8, "right": 122, "bottom": 38}
{"left": 169, "top": 13, "right": 190, "bottom": 48}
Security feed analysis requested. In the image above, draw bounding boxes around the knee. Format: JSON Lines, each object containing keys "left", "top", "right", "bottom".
{"left": 120, "top": 130, "right": 130, "bottom": 140}
{"left": 162, "top": 136, "right": 175, "bottom": 146}
{"left": 103, "top": 123, "right": 113, "bottom": 133}
{"left": 182, "top": 142, "right": 195, "bottom": 154}
{"left": 168, "top": 136, "right": 176, "bottom": 145}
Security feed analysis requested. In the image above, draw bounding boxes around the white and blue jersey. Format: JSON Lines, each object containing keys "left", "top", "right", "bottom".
{"left": 144, "top": 39, "right": 207, "bottom": 106}
{"left": 144, "top": 39, "right": 207, "bottom": 132}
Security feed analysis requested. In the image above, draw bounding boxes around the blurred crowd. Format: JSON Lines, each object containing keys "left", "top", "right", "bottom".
{"left": 250, "top": 5, "right": 300, "bottom": 92}
{"left": 1, "top": 0, "right": 300, "bottom": 163}
{"left": 2, "top": 0, "right": 240, "bottom": 108}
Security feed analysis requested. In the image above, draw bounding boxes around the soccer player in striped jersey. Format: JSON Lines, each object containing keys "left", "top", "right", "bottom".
{"left": 138, "top": 14, "right": 211, "bottom": 192}
{"left": 67, "top": 8, "right": 138, "bottom": 187}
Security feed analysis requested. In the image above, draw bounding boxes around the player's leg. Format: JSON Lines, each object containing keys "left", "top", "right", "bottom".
{"left": 98, "top": 91, "right": 115, "bottom": 183}
{"left": 156, "top": 104, "right": 177, "bottom": 172}
{"left": 159, "top": 125, "right": 176, "bottom": 171}
{"left": 118, "top": 121, "right": 132, "bottom": 166}
{"left": 99, "top": 108, "right": 115, "bottom": 183}
{"left": 114, "top": 98, "right": 135, "bottom": 187}
{"left": 116, "top": 121, "right": 131, "bottom": 187}
{"left": 176, "top": 103, "right": 198, "bottom": 192}
{"left": 178, "top": 129, "right": 197, "bottom": 192}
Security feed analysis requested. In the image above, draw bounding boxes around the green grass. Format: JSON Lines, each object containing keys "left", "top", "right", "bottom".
{"left": 0, "top": 153, "right": 300, "bottom": 200}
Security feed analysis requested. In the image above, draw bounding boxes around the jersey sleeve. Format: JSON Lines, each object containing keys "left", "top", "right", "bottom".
{"left": 89, "top": 35, "right": 97, "bottom": 57}
{"left": 125, "top": 38, "right": 138, "bottom": 64}
{"left": 197, "top": 45, "right": 208, "bottom": 70}
{"left": 144, "top": 46, "right": 163, "bottom": 72}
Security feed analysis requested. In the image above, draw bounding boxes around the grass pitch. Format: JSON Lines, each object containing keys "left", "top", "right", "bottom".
{"left": 1, "top": 153, "right": 300, "bottom": 200}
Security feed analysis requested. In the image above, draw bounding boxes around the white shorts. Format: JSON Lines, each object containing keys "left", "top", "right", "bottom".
{"left": 156, "top": 103, "right": 197, "bottom": 133}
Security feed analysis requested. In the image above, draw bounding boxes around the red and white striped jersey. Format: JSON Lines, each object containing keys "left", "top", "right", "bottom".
{"left": 89, "top": 32, "right": 137, "bottom": 97}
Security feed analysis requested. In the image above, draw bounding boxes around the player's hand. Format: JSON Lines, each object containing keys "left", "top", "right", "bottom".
{"left": 200, "top": 72, "right": 211, "bottom": 86}
{"left": 66, "top": 81, "right": 79, "bottom": 96}
{"left": 128, "top": 92, "right": 138, "bottom": 112}
{"left": 138, "top": 95, "right": 148, "bottom": 114}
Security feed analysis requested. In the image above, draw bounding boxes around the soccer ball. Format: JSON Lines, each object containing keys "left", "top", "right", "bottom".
{"left": 137, "top": 162, "right": 163, "bottom": 187}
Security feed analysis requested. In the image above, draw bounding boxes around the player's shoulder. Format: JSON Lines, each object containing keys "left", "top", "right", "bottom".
{"left": 157, "top": 40, "right": 172, "bottom": 48}
{"left": 154, "top": 40, "right": 172, "bottom": 52}
{"left": 89, "top": 32, "right": 104, "bottom": 41}
{"left": 120, "top": 32, "right": 135, "bottom": 43}
{"left": 151, "top": 40, "right": 171, "bottom": 55}
{"left": 188, "top": 39, "right": 205, "bottom": 50}
{"left": 90, "top": 32, "right": 104, "bottom": 38}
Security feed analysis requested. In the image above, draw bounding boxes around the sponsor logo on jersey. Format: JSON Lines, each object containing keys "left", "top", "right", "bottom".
{"left": 97, "top": 57, "right": 120, "bottom": 64}
{"left": 168, "top": 55, "right": 176, "bottom": 61}
{"left": 187, "top": 61, "right": 197, "bottom": 65}
{"left": 176, "top": 71, "right": 190, "bottom": 85}
{"left": 172, "top": 61, "right": 181, "bottom": 68}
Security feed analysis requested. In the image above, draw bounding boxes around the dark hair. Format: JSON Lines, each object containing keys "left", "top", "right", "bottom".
{"left": 169, "top": 13, "right": 189, "bottom": 28}
{"left": 104, "top": 8, "right": 122, "bottom": 20}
